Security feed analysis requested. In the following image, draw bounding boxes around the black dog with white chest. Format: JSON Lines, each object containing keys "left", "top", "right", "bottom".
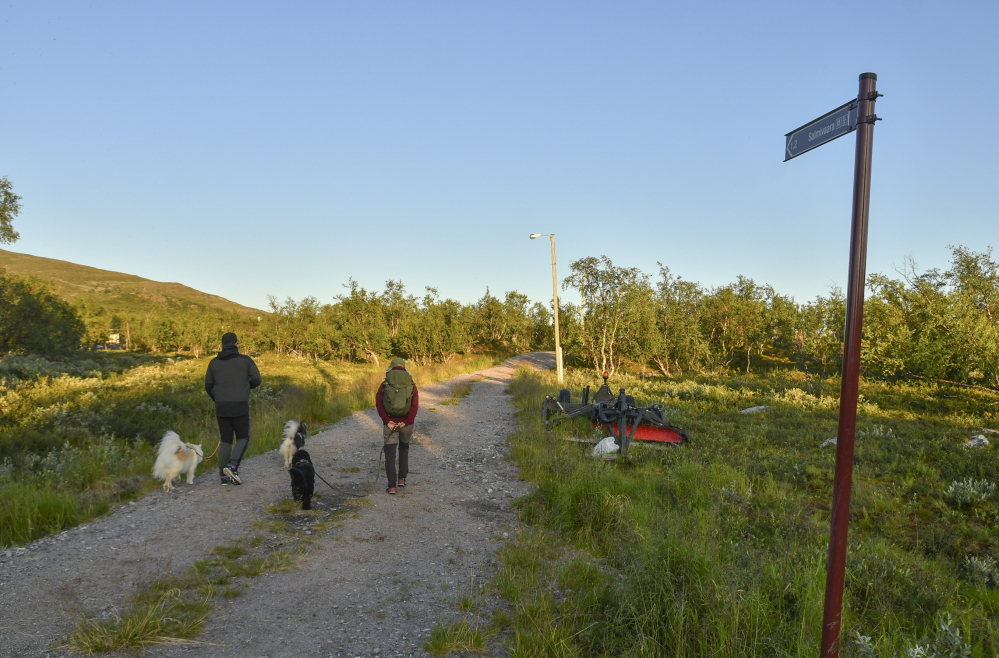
{"left": 288, "top": 449, "right": 316, "bottom": 510}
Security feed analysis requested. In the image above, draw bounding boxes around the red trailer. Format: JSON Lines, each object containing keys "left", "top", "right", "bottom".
{"left": 542, "top": 373, "right": 690, "bottom": 456}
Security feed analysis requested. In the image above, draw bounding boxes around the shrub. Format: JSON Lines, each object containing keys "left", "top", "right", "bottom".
{"left": 854, "top": 614, "right": 974, "bottom": 658}
{"left": 963, "top": 555, "right": 999, "bottom": 587}
{"left": 944, "top": 478, "right": 996, "bottom": 505}
{"left": 0, "top": 269, "right": 84, "bottom": 356}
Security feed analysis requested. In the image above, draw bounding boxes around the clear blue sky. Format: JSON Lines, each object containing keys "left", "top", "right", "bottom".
{"left": 3, "top": 1, "right": 997, "bottom": 312}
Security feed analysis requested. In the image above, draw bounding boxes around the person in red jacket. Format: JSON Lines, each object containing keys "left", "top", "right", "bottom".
{"left": 375, "top": 358, "right": 419, "bottom": 494}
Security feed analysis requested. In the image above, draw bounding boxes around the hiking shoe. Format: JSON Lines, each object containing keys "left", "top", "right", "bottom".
{"left": 387, "top": 487, "right": 397, "bottom": 495}
{"left": 397, "top": 478, "right": 406, "bottom": 488}
{"left": 220, "top": 475, "right": 231, "bottom": 486}
{"left": 223, "top": 465, "right": 242, "bottom": 485}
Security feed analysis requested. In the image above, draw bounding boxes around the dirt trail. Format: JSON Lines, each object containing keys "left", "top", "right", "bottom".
{"left": 0, "top": 353, "right": 552, "bottom": 658}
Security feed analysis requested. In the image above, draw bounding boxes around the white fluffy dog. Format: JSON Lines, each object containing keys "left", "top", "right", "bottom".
{"left": 152, "top": 431, "right": 203, "bottom": 492}
{"left": 280, "top": 420, "right": 307, "bottom": 469}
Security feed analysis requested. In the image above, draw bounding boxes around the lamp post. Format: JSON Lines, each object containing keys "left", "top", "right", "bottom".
{"left": 530, "top": 233, "right": 564, "bottom": 384}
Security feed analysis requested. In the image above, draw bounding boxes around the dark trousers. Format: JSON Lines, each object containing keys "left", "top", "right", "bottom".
{"left": 217, "top": 414, "right": 250, "bottom": 443}
{"left": 384, "top": 442, "right": 409, "bottom": 487}
{"left": 217, "top": 414, "right": 251, "bottom": 475}
{"left": 382, "top": 424, "right": 413, "bottom": 487}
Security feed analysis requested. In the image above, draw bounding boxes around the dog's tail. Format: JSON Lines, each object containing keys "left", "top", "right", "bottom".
{"left": 283, "top": 420, "right": 301, "bottom": 442}
{"left": 157, "top": 430, "right": 182, "bottom": 457}
{"left": 153, "top": 431, "right": 184, "bottom": 480}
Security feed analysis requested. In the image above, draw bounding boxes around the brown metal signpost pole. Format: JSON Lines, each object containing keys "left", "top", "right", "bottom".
{"left": 820, "top": 72, "right": 879, "bottom": 658}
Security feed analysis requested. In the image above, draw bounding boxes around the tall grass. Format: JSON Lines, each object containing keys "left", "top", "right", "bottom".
{"left": 1, "top": 351, "right": 502, "bottom": 548}
{"left": 497, "top": 368, "right": 999, "bottom": 656}
{"left": 423, "top": 618, "right": 490, "bottom": 656}
{"left": 69, "top": 587, "right": 212, "bottom": 653}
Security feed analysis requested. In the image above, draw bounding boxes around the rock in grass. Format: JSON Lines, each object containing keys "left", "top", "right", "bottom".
{"left": 820, "top": 437, "right": 837, "bottom": 448}
{"left": 591, "top": 437, "right": 620, "bottom": 457}
{"left": 741, "top": 406, "right": 774, "bottom": 414}
{"left": 965, "top": 435, "right": 990, "bottom": 448}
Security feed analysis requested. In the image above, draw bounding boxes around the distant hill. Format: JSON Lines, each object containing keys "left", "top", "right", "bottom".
{"left": 0, "top": 249, "right": 266, "bottom": 318}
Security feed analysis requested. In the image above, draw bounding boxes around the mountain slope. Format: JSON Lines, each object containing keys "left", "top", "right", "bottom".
{"left": 0, "top": 249, "right": 265, "bottom": 317}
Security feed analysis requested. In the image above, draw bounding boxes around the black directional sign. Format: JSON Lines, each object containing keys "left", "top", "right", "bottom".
{"left": 784, "top": 100, "right": 860, "bottom": 161}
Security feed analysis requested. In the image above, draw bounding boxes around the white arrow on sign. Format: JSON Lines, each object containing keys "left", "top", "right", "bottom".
{"left": 786, "top": 137, "right": 799, "bottom": 160}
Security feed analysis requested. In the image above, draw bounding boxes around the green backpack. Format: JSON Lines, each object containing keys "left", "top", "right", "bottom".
{"left": 383, "top": 368, "right": 415, "bottom": 417}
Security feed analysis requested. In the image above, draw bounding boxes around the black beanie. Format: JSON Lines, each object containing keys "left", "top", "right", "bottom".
{"left": 222, "top": 332, "right": 238, "bottom": 346}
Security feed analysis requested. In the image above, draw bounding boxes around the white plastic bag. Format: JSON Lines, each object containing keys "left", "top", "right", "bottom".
{"left": 591, "top": 436, "right": 620, "bottom": 457}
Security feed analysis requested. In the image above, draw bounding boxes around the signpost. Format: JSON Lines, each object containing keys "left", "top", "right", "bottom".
{"left": 784, "top": 73, "right": 881, "bottom": 658}
{"left": 785, "top": 100, "right": 860, "bottom": 161}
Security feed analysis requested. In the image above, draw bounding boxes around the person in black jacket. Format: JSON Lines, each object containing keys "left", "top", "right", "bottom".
{"left": 205, "top": 332, "right": 262, "bottom": 485}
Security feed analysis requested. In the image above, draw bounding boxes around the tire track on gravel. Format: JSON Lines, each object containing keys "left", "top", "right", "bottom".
{"left": 0, "top": 353, "right": 552, "bottom": 658}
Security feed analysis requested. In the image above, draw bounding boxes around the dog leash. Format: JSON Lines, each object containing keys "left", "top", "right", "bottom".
{"left": 312, "top": 469, "right": 367, "bottom": 497}
{"left": 206, "top": 440, "right": 221, "bottom": 461}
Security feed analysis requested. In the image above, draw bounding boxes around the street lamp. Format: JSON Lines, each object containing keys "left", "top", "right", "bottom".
{"left": 530, "top": 233, "right": 564, "bottom": 384}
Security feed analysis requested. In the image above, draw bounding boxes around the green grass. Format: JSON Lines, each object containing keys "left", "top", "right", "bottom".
{"left": 495, "top": 367, "right": 999, "bottom": 657}
{"left": 439, "top": 377, "right": 479, "bottom": 406}
{"left": 1, "top": 351, "right": 502, "bottom": 548}
{"left": 423, "top": 618, "right": 490, "bottom": 656}
{"left": 69, "top": 586, "right": 213, "bottom": 653}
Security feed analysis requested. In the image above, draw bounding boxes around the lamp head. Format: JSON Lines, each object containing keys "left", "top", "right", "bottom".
{"left": 529, "top": 234, "right": 541, "bottom": 239}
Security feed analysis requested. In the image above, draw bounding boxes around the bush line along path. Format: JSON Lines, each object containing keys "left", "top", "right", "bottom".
{"left": 0, "top": 353, "right": 554, "bottom": 657}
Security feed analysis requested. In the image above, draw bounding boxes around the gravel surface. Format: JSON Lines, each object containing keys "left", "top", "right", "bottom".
{"left": 0, "top": 353, "right": 552, "bottom": 657}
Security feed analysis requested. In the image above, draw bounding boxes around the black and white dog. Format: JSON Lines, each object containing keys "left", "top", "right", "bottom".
{"left": 280, "top": 420, "right": 308, "bottom": 469}
{"left": 288, "top": 449, "right": 316, "bottom": 510}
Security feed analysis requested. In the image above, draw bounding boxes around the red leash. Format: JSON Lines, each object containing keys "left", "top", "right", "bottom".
{"left": 206, "top": 440, "right": 221, "bottom": 461}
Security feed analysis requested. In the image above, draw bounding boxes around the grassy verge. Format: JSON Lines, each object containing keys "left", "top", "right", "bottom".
{"left": 424, "top": 618, "right": 490, "bottom": 655}
{"left": 1, "top": 351, "right": 505, "bottom": 548}
{"left": 423, "top": 574, "right": 513, "bottom": 657}
{"left": 439, "top": 377, "right": 481, "bottom": 406}
{"left": 66, "top": 492, "right": 354, "bottom": 652}
{"left": 492, "top": 367, "right": 999, "bottom": 657}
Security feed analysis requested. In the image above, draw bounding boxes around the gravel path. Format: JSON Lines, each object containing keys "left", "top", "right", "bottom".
{"left": 0, "top": 353, "right": 552, "bottom": 658}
